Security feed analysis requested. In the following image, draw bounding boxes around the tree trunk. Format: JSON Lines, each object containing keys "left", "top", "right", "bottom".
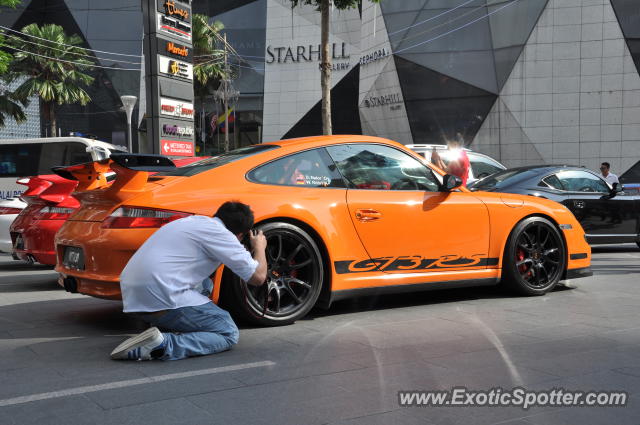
{"left": 41, "top": 100, "right": 49, "bottom": 137}
{"left": 49, "top": 102, "right": 57, "bottom": 137}
{"left": 320, "top": 0, "right": 332, "bottom": 135}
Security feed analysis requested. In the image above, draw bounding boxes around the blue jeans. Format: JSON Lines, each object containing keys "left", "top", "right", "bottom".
{"left": 143, "top": 280, "right": 239, "bottom": 360}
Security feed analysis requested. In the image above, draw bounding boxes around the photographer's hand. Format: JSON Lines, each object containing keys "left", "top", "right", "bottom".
{"left": 247, "top": 230, "right": 268, "bottom": 286}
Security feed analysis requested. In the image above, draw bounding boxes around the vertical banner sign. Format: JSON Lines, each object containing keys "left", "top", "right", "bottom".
{"left": 142, "top": 0, "right": 195, "bottom": 156}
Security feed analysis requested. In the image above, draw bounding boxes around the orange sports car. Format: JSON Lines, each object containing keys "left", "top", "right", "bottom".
{"left": 55, "top": 135, "right": 592, "bottom": 325}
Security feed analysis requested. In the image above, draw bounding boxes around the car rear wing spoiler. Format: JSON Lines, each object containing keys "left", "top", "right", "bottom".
{"left": 18, "top": 175, "right": 79, "bottom": 205}
{"left": 51, "top": 154, "right": 179, "bottom": 203}
{"left": 109, "top": 153, "right": 176, "bottom": 172}
{"left": 52, "top": 159, "right": 113, "bottom": 191}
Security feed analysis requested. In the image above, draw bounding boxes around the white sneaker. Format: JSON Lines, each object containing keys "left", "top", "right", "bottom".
{"left": 110, "top": 327, "right": 165, "bottom": 360}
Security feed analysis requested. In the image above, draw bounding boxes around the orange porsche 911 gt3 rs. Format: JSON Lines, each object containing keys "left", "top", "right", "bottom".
{"left": 54, "top": 135, "right": 592, "bottom": 325}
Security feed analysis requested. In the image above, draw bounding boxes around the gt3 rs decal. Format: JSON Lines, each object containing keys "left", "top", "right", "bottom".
{"left": 334, "top": 254, "right": 499, "bottom": 274}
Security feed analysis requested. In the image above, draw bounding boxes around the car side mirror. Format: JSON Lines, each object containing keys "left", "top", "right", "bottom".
{"left": 604, "top": 182, "right": 623, "bottom": 199}
{"left": 443, "top": 174, "right": 463, "bottom": 191}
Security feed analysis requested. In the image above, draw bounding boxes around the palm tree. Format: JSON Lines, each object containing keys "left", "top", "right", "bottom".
{"left": 288, "top": 0, "right": 380, "bottom": 135}
{"left": 192, "top": 14, "right": 226, "bottom": 90}
{"left": 0, "top": 0, "right": 26, "bottom": 128}
{"left": 192, "top": 14, "right": 235, "bottom": 152}
{"left": 6, "top": 23, "right": 94, "bottom": 136}
{"left": 0, "top": 88, "right": 26, "bottom": 127}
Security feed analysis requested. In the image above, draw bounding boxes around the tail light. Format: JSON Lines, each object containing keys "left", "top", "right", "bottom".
{"left": 36, "top": 206, "right": 75, "bottom": 220}
{"left": 102, "top": 206, "right": 192, "bottom": 229}
{"left": 0, "top": 207, "right": 23, "bottom": 215}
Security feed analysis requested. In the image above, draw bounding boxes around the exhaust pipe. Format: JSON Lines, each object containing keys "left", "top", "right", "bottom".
{"left": 62, "top": 276, "right": 78, "bottom": 293}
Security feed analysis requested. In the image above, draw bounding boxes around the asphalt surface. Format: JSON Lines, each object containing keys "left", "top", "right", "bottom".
{"left": 0, "top": 246, "right": 639, "bottom": 425}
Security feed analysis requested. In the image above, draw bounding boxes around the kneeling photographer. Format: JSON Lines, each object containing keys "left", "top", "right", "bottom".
{"left": 111, "top": 201, "right": 267, "bottom": 361}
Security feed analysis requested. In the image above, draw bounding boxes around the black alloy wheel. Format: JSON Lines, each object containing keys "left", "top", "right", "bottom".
{"left": 224, "top": 222, "right": 324, "bottom": 326}
{"left": 502, "top": 217, "right": 567, "bottom": 295}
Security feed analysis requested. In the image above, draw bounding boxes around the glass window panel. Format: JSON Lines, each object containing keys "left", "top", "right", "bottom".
{"left": 467, "top": 153, "right": 505, "bottom": 179}
{"left": 611, "top": 0, "right": 640, "bottom": 39}
{"left": 248, "top": 148, "right": 344, "bottom": 188}
{"left": 540, "top": 174, "right": 564, "bottom": 190}
{"left": 488, "top": 0, "right": 547, "bottom": 49}
{"left": 620, "top": 160, "right": 640, "bottom": 183}
{"left": 0, "top": 144, "right": 41, "bottom": 177}
{"left": 326, "top": 144, "right": 440, "bottom": 191}
{"left": 556, "top": 170, "right": 610, "bottom": 193}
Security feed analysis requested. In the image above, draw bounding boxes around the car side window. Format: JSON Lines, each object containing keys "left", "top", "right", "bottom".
{"left": 325, "top": 144, "right": 440, "bottom": 191}
{"left": 468, "top": 154, "right": 504, "bottom": 180}
{"left": 555, "top": 170, "right": 610, "bottom": 193}
{"left": 539, "top": 174, "right": 564, "bottom": 190}
{"left": 248, "top": 148, "right": 344, "bottom": 188}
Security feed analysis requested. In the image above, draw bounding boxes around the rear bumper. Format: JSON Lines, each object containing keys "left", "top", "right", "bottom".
{"left": 563, "top": 266, "right": 593, "bottom": 280}
{"left": 11, "top": 219, "right": 63, "bottom": 266}
{"left": 57, "top": 273, "right": 123, "bottom": 300}
{"left": 55, "top": 220, "right": 156, "bottom": 299}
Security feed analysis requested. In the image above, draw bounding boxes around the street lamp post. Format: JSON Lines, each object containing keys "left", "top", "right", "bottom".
{"left": 120, "top": 95, "right": 137, "bottom": 153}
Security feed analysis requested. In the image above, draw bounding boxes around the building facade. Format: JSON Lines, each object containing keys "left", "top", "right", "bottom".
{"left": 1, "top": 0, "right": 639, "bottom": 173}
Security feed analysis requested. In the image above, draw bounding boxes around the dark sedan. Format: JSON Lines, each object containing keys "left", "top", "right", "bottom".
{"left": 470, "top": 165, "right": 640, "bottom": 247}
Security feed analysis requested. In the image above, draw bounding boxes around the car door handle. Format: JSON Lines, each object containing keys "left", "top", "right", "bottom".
{"left": 355, "top": 209, "right": 382, "bottom": 222}
{"left": 573, "top": 200, "right": 585, "bottom": 209}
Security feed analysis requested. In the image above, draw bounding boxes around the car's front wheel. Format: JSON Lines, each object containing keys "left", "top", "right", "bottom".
{"left": 222, "top": 222, "right": 324, "bottom": 326}
{"left": 502, "top": 217, "right": 567, "bottom": 295}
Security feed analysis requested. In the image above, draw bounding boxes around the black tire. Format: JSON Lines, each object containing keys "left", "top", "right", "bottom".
{"left": 223, "top": 222, "right": 324, "bottom": 326}
{"left": 502, "top": 217, "right": 567, "bottom": 296}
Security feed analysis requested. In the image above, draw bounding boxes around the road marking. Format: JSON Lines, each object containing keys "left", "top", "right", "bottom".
{"left": 0, "top": 360, "right": 275, "bottom": 407}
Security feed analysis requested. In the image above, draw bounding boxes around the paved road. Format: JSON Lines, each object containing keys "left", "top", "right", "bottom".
{"left": 0, "top": 246, "right": 639, "bottom": 425}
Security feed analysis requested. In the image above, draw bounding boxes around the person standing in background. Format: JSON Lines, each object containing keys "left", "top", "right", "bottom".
{"left": 431, "top": 135, "right": 470, "bottom": 186}
{"left": 599, "top": 162, "right": 619, "bottom": 186}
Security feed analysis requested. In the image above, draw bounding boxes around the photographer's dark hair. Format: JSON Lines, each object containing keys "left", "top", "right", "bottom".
{"left": 601, "top": 162, "right": 610, "bottom": 169}
{"left": 214, "top": 201, "right": 254, "bottom": 235}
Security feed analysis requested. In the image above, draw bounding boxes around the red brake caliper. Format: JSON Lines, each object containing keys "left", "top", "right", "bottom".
{"left": 516, "top": 248, "right": 531, "bottom": 277}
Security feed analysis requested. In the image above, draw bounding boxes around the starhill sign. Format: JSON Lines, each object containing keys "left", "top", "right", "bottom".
{"left": 266, "top": 42, "right": 350, "bottom": 63}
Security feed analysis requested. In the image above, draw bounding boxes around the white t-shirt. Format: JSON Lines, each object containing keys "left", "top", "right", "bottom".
{"left": 120, "top": 215, "right": 258, "bottom": 313}
{"left": 600, "top": 172, "right": 619, "bottom": 186}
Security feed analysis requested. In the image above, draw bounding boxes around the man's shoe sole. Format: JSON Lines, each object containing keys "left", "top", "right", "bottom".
{"left": 110, "top": 327, "right": 162, "bottom": 360}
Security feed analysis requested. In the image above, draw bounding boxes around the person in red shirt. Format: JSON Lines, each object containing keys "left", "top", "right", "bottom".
{"left": 430, "top": 137, "right": 470, "bottom": 186}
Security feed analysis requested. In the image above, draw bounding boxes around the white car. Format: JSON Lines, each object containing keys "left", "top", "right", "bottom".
{"left": 0, "top": 196, "right": 26, "bottom": 255}
{"left": 405, "top": 144, "right": 506, "bottom": 184}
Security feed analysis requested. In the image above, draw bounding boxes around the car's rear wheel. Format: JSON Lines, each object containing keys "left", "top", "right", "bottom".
{"left": 502, "top": 217, "right": 566, "bottom": 295}
{"left": 223, "top": 222, "right": 324, "bottom": 326}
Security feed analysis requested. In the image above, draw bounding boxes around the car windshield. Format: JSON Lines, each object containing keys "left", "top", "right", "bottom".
{"left": 158, "top": 145, "right": 280, "bottom": 177}
{"left": 470, "top": 169, "right": 542, "bottom": 191}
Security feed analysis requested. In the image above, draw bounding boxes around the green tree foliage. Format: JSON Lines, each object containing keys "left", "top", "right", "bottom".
{"left": 192, "top": 14, "right": 226, "bottom": 92}
{"left": 0, "top": 0, "right": 26, "bottom": 127}
{"left": 7, "top": 23, "right": 94, "bottom": 136}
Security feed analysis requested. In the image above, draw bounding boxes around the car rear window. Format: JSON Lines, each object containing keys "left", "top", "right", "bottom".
{"left": 470, "top": 169, "right": 541, "bottom": 191}
{"left": 158, "top": 145, "right": 280, "bottom": 177}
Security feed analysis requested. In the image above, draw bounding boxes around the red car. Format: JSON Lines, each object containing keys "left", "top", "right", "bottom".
{"left": 11, "top": 175, "right": 80, "bottom": 265}
{"left": 10, "top": 156, "right": 204, "bottom": 265}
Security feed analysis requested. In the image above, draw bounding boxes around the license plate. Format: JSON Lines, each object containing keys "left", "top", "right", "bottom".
{"left": 14, "top": 234, "right": 23, "bottom": 250}
{"left": 63, "top": 246, "right": 84, "bottom": 270}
